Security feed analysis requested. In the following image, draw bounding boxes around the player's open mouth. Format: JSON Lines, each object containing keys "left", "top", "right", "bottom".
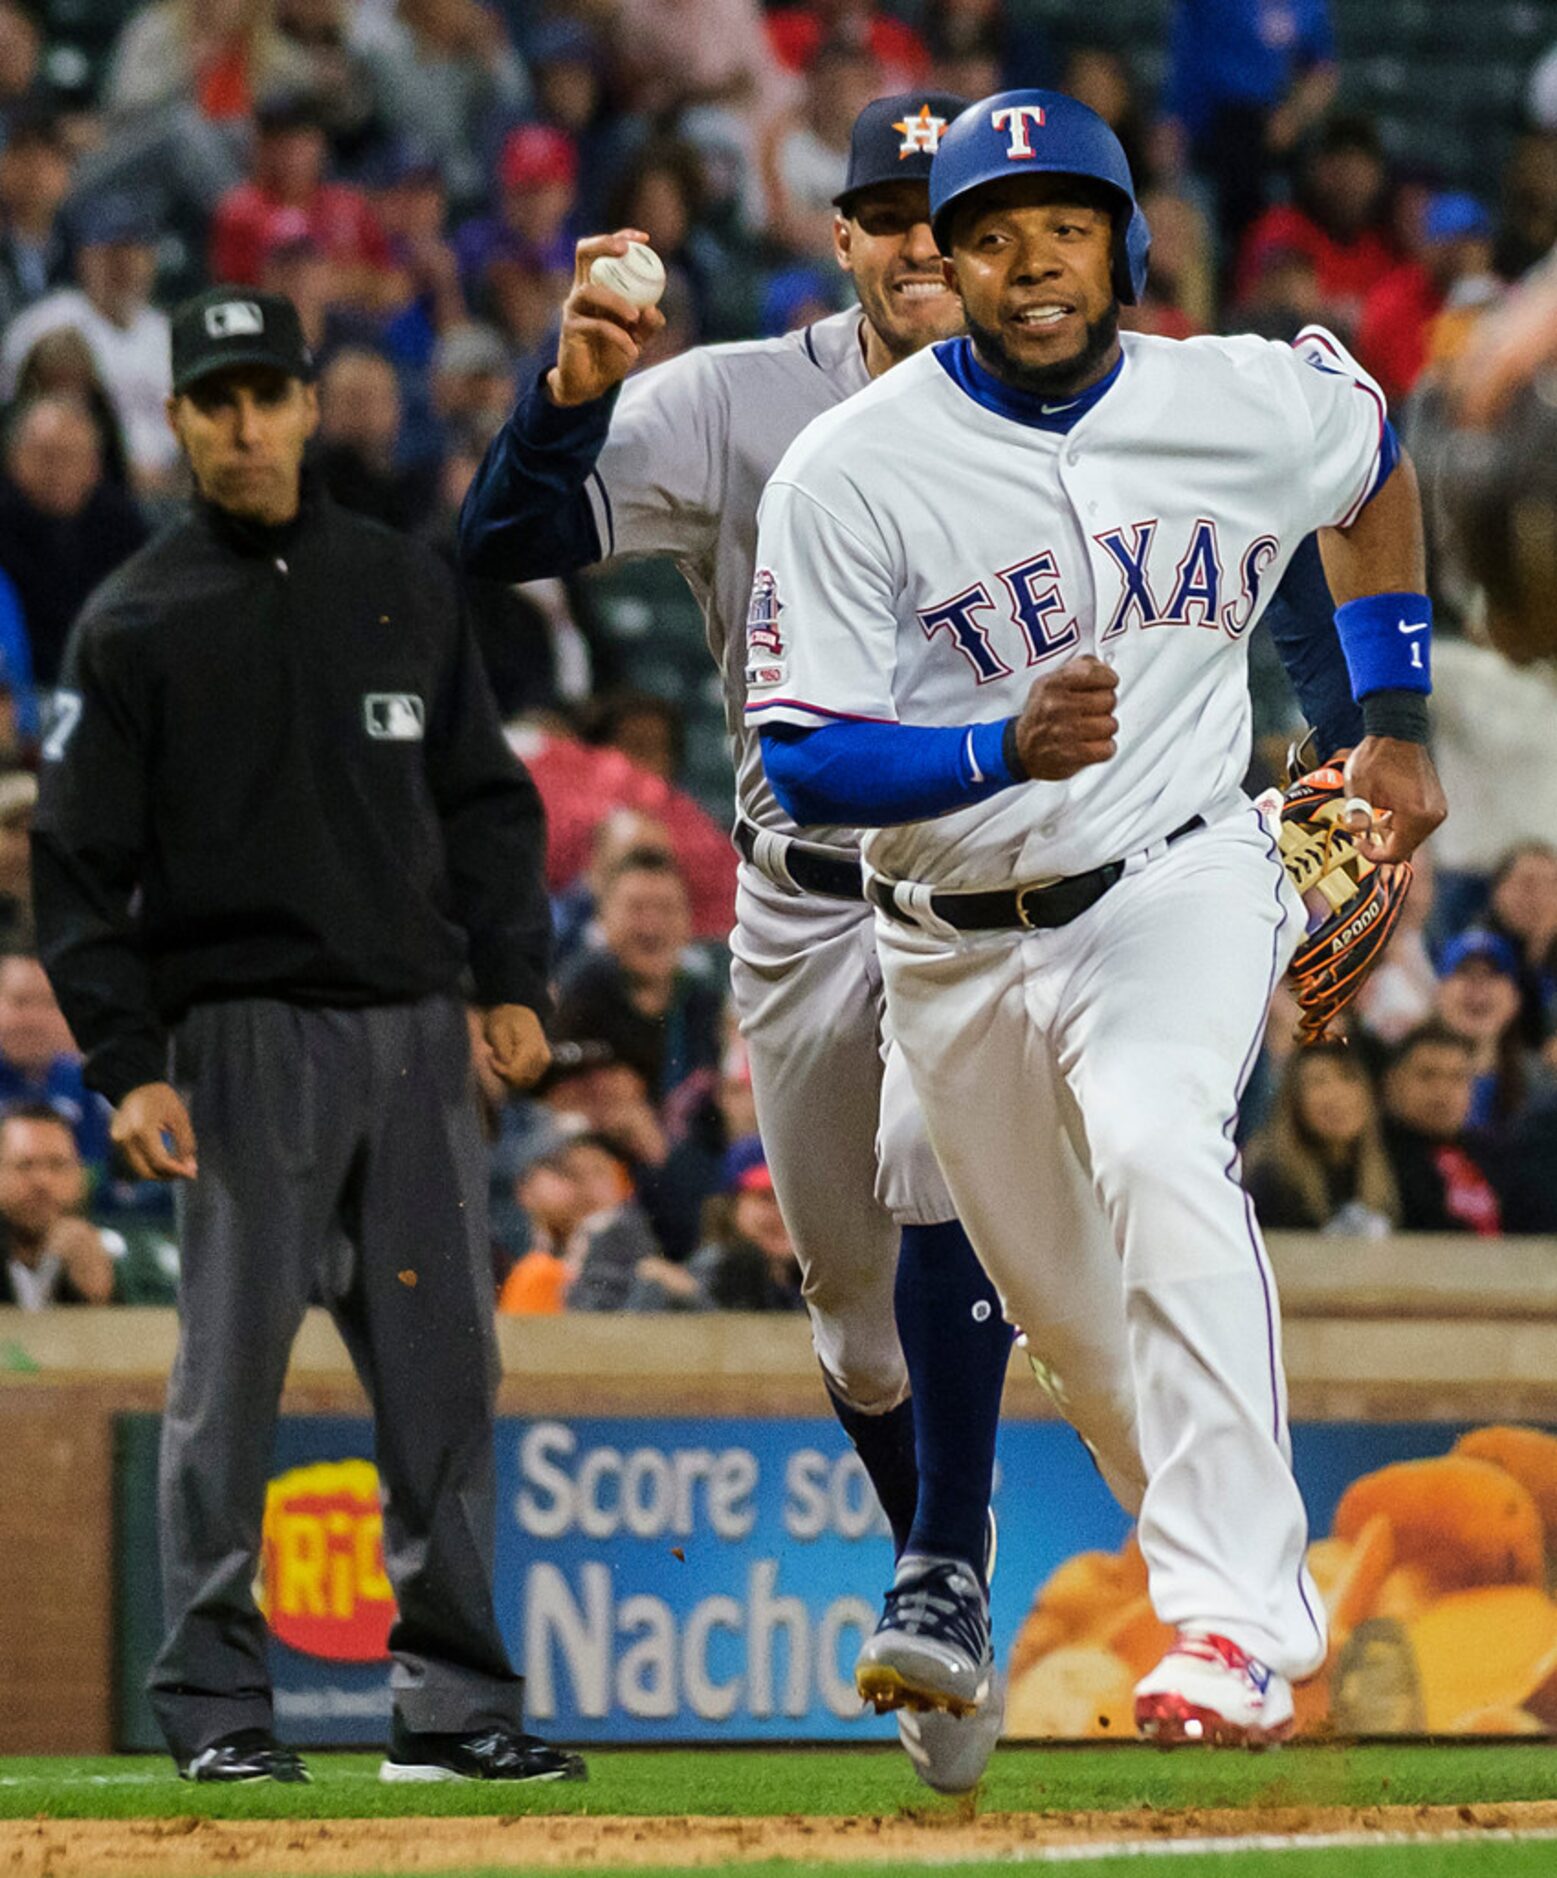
{"left": 892, "top": 278, "right": 951, "bottom": 299}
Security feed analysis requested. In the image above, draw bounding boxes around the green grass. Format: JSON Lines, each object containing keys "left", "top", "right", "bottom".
{"left": 326, "top": 1860, "right": 1557, "bottom": 1878}
{"left": 3, "top": 1743, "right": 1557, "bottom": 1822}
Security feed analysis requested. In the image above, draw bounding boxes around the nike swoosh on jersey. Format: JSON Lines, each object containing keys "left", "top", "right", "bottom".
{"left": 1041, "top": 399, "right": 1080, "bottom": 414}
{"left": 1397, "top": 619, "right": 1429, "bottom": 633}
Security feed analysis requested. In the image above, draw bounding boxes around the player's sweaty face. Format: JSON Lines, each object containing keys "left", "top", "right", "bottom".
{"left": 837, "top": 181, "right": 963, "bottom": 369}
{"left": 168, "top": 366, "right": 319, "bottom": 527}
{"left": 948, "top": 177, "right": 1120, "bottom": 397}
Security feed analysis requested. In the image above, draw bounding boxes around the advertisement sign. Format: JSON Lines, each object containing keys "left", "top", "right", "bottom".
{"left": 1007, "top": 1421, "right": 1557, "bottom": 1739}
{"left": 114, "top": 1416, "right": 399, "bottom": 1749}
{"left": 113, "top": 1413, "right": 1557, "bottom": 1746}
{"left": 498, "top": 1415, "right": 1129, "bottom": 1740}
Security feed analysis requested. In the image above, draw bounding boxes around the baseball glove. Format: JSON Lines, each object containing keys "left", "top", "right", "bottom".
{"left": 1270, "top": 762, "right": 1414, "bottom": 1046}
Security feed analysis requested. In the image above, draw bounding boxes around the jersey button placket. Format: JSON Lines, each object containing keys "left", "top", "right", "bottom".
{"left": 1057, "top": 454, "right": 1104, "bottom": 661}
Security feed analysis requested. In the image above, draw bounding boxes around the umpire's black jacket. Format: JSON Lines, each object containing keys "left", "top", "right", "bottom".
{"left": 31, "top": 475, "right": 551, "bottom": 1106}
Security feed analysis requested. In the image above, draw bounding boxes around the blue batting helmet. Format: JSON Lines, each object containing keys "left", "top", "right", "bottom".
{"left": 929, "top": 89, "right": 1150, "bottom": 304}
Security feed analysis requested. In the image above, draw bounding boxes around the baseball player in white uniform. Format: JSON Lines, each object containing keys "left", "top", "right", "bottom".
{"left": 751, "top": 89, "right": 1446, "bottom": 1746}
{"left": 462, "top": 94, "right": 1022, "bottom": 1792}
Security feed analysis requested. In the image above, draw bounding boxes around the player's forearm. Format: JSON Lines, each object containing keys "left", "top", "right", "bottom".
{"left": 457, "top": 373, "right": 615, "bottom": 581}
{"left": 759, "top": 719, "right": 1021, "bottom": 828}
{"left": 1318, "top": 453, "right": 1432, "bottom": 743}
{"left": 1319, "top": 453, "right": 1426, "bottom": 606}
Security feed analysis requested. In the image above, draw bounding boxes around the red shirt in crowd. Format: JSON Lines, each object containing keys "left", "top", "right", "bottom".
{"left": 765, "top": 7, "right": 930, "bottom": 81}
{"left": 1237, "top": 204, "right": 1397, "bottom": 331}
{"left": 513, "top": 730, "right": 738, "bottom": 942}
{"left": 1355, "top": 261, "right": 1442, "bottom": 406}
{"left": 210, "top": 182, "right": 394, "bottom": 287}
{"left": 1434, "top": 1146, "right": 1504, "bottom": 1237}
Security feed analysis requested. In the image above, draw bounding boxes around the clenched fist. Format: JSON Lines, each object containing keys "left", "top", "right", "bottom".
{"left": 1011, "top": 655, "right": 1119, "bottom": 781}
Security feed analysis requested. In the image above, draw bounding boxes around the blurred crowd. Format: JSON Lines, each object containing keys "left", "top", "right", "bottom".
{"left": 1, "top": 0, "right": 1556, "bottom": 1311}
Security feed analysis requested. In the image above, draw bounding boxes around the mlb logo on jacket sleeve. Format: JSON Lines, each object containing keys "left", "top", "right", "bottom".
{"left": 364, "top": 693, "right": 425, "bottom": 740}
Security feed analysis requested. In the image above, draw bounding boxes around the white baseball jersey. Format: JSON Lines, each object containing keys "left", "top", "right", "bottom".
{"left": 581, "top": 307, "right": 868, "bottom": 847}
{"left": 747, "top": 326, "right": 1388, "bottom": 891}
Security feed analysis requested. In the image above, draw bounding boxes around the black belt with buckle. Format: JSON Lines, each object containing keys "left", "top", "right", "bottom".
{"left": 867, "top": 816, "right": 1205, "bottom": 932}
{"left": 735, "top": 819, "right": 864, "bottom": 901}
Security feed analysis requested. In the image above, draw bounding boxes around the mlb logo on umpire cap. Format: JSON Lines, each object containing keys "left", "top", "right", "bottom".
{"left": 171, "top": 285, "right": 315, "bottom": 393}
{"left": 205, "top": 299, "right": 265, "bottom": 339}
{"left": 364, "top": 693, "right": 425, "bottom": 740}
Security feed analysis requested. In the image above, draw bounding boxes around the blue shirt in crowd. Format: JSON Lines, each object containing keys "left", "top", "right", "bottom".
{"left": 1165, "top": 0, "right": 1335, "bottom": 139}
{"left": 0, "top": 1053, "right": 112, "bottom": 1172}
{"left": 0, "top": 565, "right": 38, "bottom": 739}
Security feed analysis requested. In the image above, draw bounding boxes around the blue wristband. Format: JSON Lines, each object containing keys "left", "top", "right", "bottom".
{"left": 1333, "top": 591, "right": 1432, "bottom": 700}
{"left": 968, "top": 716, "right": 1019, "bottom": 786}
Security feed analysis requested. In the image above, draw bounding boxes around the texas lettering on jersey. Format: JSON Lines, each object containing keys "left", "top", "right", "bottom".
{"left": 747, "top": 325, "right": 1391, "bottom": 890}
{"left": 917, "top": 522, "right": 1284, "bottom": 686}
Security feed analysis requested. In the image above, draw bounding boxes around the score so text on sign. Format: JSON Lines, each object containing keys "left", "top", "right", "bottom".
{"left": 508, "top": 1419, "right": 900, "bottom": 1733}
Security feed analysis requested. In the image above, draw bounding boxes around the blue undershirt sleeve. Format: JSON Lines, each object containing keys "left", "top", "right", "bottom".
{"left": 457, "top": 372, "right": 616, "bottom": 582}
{"left": 1260, "top": 533, "right": 1365, "bottom": 757}
{"left": 760, "top": 718, "right": 1020, "bottom": 829}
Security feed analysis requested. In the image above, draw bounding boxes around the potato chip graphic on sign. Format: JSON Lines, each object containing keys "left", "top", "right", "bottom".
{"left": 258, "top": 1458, "right": 395, "bottom": 1662}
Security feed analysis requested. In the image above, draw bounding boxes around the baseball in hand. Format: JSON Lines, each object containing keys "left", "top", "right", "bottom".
{"left": 589, "top": 241, "right": 667, "bottom": 309}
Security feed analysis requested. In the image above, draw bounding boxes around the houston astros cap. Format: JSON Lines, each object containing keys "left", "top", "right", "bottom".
{"left": 170, "top": 286, "right": 314, "bottom": 394}
{"left": 834, "top": 92, "right": 970, "bottom": 210}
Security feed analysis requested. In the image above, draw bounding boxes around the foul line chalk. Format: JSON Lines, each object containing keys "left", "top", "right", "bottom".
{"left": 919, "top": 1825, "right": 1557, "bottom": 1865}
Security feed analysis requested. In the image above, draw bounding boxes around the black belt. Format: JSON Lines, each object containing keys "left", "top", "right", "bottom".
{"left": 867, "top": 816, "right": 1205, "bottom": 932}
{"left": 735, "top": 819, "right": 864, "bottom": 901}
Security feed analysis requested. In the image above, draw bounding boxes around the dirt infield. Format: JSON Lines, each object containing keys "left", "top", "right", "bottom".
{"left": 7, "top": 1801, "right": 1557, "bottom": 1876}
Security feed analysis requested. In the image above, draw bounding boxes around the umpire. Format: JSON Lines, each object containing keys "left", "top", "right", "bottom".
{"left": 31, "top": 286, "right": 583, "bottom": 1787}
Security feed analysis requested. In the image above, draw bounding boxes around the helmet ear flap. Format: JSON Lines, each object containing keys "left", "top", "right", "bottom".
{"left": 1115, "top": 204, "right": 1151, "bottom": 304}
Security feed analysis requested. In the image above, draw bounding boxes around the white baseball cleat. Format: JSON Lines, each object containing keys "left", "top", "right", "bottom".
{"left": 897, "top": 1667, "right": 1005, "bottom": 1793}
{"left": 1134, "top": 1628, "right": 1294, "bottom": 1747}
{"left": 894, "top": 1513, "right": 1003, "bottom": 1792}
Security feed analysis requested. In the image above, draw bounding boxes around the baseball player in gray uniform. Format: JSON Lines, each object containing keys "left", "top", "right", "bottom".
{"left": 461, "top": 96, "right": 1017, "bottom": 1792}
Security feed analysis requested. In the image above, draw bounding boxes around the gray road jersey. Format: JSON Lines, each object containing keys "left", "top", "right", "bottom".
{"left": 583, "top": 307, "right": 870, "bottom": 848}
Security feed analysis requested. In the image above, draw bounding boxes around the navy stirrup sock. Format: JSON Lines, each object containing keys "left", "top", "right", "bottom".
{"left": 896, "top": 1219, "right": 1013, "bottom": 1575}
{"left": 825, "top": 1384, "right": 919, "bottom": 1557}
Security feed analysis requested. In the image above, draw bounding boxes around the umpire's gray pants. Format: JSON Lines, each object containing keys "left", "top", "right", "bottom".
{"left": 148, "top": 995, "right": 521, "bottom": 1761}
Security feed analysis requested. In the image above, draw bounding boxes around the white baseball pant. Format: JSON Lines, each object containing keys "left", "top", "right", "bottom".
{"left": 874, "top": 808, "right": 1327, "bottom": 1681}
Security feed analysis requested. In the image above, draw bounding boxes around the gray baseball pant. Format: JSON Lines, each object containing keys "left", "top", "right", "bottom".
{"left": 148, "top": 994, "right": 522, "bottom": 1761}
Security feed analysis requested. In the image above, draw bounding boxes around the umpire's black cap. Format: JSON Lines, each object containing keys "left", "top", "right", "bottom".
{"left": 170, "top": 286, "right": 315, "bottom": 395}
{"left": 833, "top": 92, "right": 970, "bottom": 212}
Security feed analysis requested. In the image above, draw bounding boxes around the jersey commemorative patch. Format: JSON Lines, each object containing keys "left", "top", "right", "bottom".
{"left": 745, "top": 568, "right": 788, "bottom": 689}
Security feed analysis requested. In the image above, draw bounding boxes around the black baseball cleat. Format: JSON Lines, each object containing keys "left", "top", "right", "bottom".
{"left": 180, "top": 1729, "right": 311, "bottom": 1783}
{"left": 379, "top": 1717, "right": 587, "bottom": 1784}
